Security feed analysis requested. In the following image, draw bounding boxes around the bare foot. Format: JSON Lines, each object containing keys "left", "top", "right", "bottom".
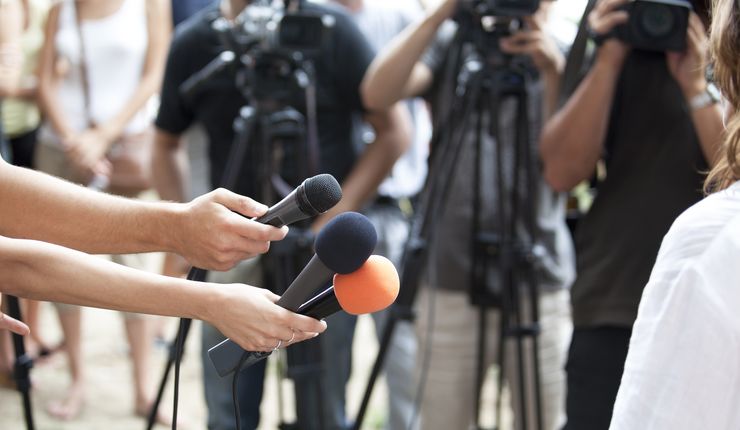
{"left": 136, "top": 402, "right": 188, "bottom": 429}
{"left": 47, "top": 383, "right": 84, "bottom": 420}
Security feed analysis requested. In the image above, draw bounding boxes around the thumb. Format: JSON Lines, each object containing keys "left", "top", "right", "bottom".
{"left": 212, "top": 188, "right": 269, "bottom": 218}
{"left": 0, "top": 312, "right": 30, "bottom": 336}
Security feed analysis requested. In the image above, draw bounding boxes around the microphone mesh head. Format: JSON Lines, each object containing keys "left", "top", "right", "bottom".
{"left": 315, "top": 212, "right": 377, "bottom": 274}
{"left": 304, "top": 174, "right": 342, "bottom": 213}
{"left": 333, "top": 255, "right": 400, "bottom": 315}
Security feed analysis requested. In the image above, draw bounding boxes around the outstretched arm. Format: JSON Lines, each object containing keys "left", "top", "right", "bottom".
{"left": 360, "top": 0, "right": 458, "bottom": 110}
{"left": 539, "top": 0, "right": 630, "bottom": 192}
{"left": 0, "top": 157, "right": 287, "bottom": 270}
{"left": 0, "top": 235, "right": 325, "bottom": 351}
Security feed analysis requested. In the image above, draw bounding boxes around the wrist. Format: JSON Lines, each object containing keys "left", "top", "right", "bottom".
{"left": 681, "top": 80, "right": 708, "bottom": 101}
{"left": 156, "top": 201, "right": 187, "bottom": 256}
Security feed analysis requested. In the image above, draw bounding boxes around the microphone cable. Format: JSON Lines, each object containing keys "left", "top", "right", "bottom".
{"left": 232, "top": 351, "right": 250, "bottom": 430}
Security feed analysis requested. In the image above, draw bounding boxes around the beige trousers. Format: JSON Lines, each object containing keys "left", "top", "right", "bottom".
{"left": 414, "top": 287, "right": 572, "bottom": 430}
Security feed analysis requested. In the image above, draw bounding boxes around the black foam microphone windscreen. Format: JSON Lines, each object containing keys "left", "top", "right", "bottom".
{"left": 254, "top": 174, "right": 342, "bottom": 226}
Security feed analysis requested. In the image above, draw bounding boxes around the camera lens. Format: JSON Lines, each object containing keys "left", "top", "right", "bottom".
{"left": 640, "top": 4, "right": 675, "bottom": 37}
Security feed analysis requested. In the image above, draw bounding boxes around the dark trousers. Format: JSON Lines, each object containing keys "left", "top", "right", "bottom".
{"left": 8, "top": 128, "right": 38, "bottom": 169}
{"left": 563, "top": 326, "right": 632, "bottom": 430}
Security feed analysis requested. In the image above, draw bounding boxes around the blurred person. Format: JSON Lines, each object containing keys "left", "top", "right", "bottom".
{"left": 538, "top": 0, "right": 725, "bottom": 428}
{"left": 0, "top": 0, "right": 24, "bottom": 384}
{"left": 34, "top": 0, "right": 171, "bottom": 421}
{"left": 0, "top": 0, "right": 54, "bottom": 366}
{"left": 361, "top": 0, "right": 575, "bottom": 429}
{"left": 609, "top": 0, "right": 740, "bottom": 428}
{"left": 153, "top": 1, "right": 410, "bottom": 429}
{"left": 1, "top": 0, "right": 48, "bottom": 169}
{"left": 327, "top": 0, "right": 429, "bottom": 428}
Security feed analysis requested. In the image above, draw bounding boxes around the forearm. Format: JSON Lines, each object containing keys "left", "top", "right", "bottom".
{"left": 540, "top": 59, "right": 620, "bottom": 191}
{"left": 152, "top": 131, "right": 189, "bottom": 203}
{"left": 0, "top": 159, "right": 181, "bottom": 254}
{"left": 361, "top": 9, "right": 443, "bottom": 110}
{"left": 0, "top": 235, "right": 211, "bottom": 319}
{"left": 542, "top": 69, "right": 562, "bottom": 120}
{"left": 317, "top": 104, "right": 411, "bottom": 225}
{"left": 689, "top": 101, "right": 725, "bottom": 166}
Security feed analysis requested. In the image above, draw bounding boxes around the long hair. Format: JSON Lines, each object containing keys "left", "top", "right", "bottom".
{"left": 704, "top": 0, "right": 740, "bottom": 192}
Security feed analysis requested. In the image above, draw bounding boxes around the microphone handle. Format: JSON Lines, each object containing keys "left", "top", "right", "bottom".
{"left": 208, "top": 290, "right": 342, "bottom": 377}
{"left": 276, "top": 254, "right": 334, "bottom": 311}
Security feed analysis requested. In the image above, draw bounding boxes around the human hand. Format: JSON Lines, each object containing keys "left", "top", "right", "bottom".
{"left": 0, "top": 294, "right": 30, "bottom": 336}
{"left": 172, "top": 189, "right": 288, "bottom": 271}
{"left": 589, "top": 0, "right": 631, "bottom": 69}
{"left": 63, "top": 127, "right": 113, "bottom": 183}
{"left": 207, "top": 284, "right": 327, "bottom": 352}
{"left": 666, "top": 13, "right": 708, "bottom": 100}
{"left": 499, "top": 14, "right": 565, "bottom": 75}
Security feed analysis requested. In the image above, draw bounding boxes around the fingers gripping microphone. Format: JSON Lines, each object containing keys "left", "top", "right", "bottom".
{"left": 255, "top": 174, "right": 342, "bottom": 227}
{"left": 208, "top": 212, "right": 377, "bottom": 377}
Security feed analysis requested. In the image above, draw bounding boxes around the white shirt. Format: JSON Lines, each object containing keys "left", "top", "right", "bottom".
{"left": 351, "top": 1, "right": 431, "bottom": 199}
{"left": 610, "top": 181, "right": 740, "bottom": 430}
{"left": 43, "top": 0, "right": 150, "bottom": 139}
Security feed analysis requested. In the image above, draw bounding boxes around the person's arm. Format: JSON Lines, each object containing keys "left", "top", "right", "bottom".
{"left": 666, "top": 13, "right": 724, "bottom": 166}
{"left": 314, "top": 103, "right": 412, "bottom": 229}
{"left": 0, "top": 235, "right": 326, "bottom": 351}
{"left": 36, "top": 3, "right": 76, "bottom": 140}
{"left": 0, "top": 157, "right": 286, "bottom": 271}
{"left": 0, "top": 0, "right": 25, "bottom": 98}
{"left": 539, "top": 0, "right": 630, "bottom": 192}
{"left": 360, "top": 0, "right": 457, "bottom": 110}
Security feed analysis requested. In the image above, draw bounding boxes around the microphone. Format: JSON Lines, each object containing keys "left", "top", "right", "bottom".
{"left": 254, "top": 174, "right": 342, "bottom": 227}
{"left": 208, "top": 212, "right": 377, "bottom": 377}
{"left": 299, "top": 255, "right": 400, "bottom": 320}
{"left": 276, "top": 211, "right": 377, "bottom": 311}
{"left": 208, "top": 255, "right": 400, "bottom": 377}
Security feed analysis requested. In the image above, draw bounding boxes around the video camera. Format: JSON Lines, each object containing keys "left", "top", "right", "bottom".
{"left": 459, "top": 0, "right": 540, "bottom": 17}
{"left": 615, "top": 0, "right": 692, "bottom": 52}
{"left": 227, "top": 0, "right": 333, "bottom": 103}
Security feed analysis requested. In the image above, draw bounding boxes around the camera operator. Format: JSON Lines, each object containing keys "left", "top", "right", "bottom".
{"left": 0, "top": 154, "right": 325, "bottom": 349}
{"left": 361, "top": 0, "right": 575, "bottom": 429}
{"left": 538, "top": 0, "right": 725, "bottom": 428}
{"left": 152, "top": 0, "right": 410, "bottom": 429}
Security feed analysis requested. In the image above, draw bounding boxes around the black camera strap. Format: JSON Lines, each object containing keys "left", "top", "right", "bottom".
{"left": 560, "top": 0, "right": 599, "bottom": 106}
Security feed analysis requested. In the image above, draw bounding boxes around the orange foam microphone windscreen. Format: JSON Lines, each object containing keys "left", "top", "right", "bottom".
{"left": 333, "top": 255, "right": 400, "bottom": 315}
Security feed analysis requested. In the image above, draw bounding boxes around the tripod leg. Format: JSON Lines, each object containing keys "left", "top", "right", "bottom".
{"left": 474, "top": 306, "right": 488, "bottom": 430}
{"left": 7, "top": 296, "right": 36, "bottom": 430}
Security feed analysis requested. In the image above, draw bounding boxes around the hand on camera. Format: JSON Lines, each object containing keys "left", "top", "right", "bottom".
{"left": 499, "top": 13, "right": 564, "bottom": 75}
{"left": 666, "top": 13, "right": 708, "bottom": 100}
{"left": 0, "top": 294, "right": 30, "bottom": 336}
{"left": 209, "top": 284, "right": 327, "bottom": 353}
{"left": 172, "top": 189, "right": 288, "bottom": 271}
{"left": 589, "top": 0, "right": 631, "bottom": 68}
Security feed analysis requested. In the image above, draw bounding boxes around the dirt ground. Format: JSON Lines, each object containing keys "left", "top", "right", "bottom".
{"left": 0, "top": 303, "right": 389, "bottom": 430}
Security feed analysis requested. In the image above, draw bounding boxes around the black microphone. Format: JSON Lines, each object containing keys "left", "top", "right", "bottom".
{"left": 208, "top": 212, "right": 377, "bottom": 377}
{"left": 254, "top": 174, "right": 342, "bottom": 227}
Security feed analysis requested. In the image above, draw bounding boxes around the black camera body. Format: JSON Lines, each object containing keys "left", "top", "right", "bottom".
{"left": 615, "top": 0, "right": 692, "bottom": 52}
{"left": 460, "top": 0, "right": 540, "bottom": 17}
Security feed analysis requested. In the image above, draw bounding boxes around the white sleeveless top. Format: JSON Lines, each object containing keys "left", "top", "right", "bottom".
{"left": 43, "top": 0, "right": 151, "bottom": 140}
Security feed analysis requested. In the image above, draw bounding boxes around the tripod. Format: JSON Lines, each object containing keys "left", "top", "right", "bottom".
{"left": 4, "top": 295, "right": 36, "bottom": 430}
{"left": 147, "top": 38, "right": 327, "bottom": 430}
{"left": 353, "top": 24, "right": 545, "bottom": 430}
